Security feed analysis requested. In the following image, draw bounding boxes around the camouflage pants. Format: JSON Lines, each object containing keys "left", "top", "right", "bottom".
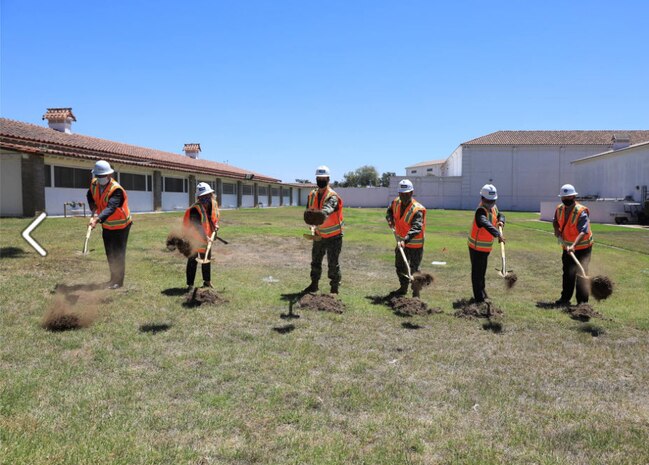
{"left": 395, "top": 246, "right": 423, "bottom": 286}
{"left": 310, "top": 235, "right": 342, "bottom": 287}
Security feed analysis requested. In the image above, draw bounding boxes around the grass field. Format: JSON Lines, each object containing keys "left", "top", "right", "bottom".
{"left": 1, "top": 207, "right": 649, "bottom": 465}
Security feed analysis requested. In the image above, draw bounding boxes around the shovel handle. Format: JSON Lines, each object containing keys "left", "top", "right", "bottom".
{"left": 498, "top": 226, "right": 507, "bottom": 277}
{"left": 568, "top": 250, "right": 588, "bottom": 278}
{"left": 197, "top": 231, "right": 217, "bottom": 263}
{"left": 392, "top": 229, "right": 413, "bottom": 282}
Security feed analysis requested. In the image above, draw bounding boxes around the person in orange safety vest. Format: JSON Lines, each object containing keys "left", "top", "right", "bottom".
{"left": 87, "top": 160, "right": 132, "bottom": 289}
{"left": 302, "top": 165, "right": 344, "bottom": 294}
{"left": 386, "top": 179, "right": 426, "bottom": 297}
{"left": 467, "top": 184, "right": 506, "bottom": 303}
{"left": 183, "top": 182, "right": 220, "bottom": 293}
{"left": 553, "top": 183, "right": 593, "bottom": 305}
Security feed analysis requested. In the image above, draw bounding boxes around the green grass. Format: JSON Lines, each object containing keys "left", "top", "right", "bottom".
{"left": 1, "top": 207, "right": 649, "bottom": 465}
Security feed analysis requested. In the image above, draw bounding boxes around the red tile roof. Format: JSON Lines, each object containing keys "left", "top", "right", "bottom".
{"left": 462, "top": 130, "right": 649, "bottom": 146}
{"left": 42, "top": 108, "right": 76, "bottom": 122}
{"left": 183, "top": 143, "right": 201, "bottom": 152}
{"left": 0, "top": 118, "right": 280, "bottom": 183}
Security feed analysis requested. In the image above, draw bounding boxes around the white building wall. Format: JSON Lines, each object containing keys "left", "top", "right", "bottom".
{"left": 221, "top": 194, "right": 237, "bottom": 209}
{"left": 271, "top": 195, "right": 280, "bottom": 206}
{"left": 391, "top": 176, "right": 464, "bottom": 209}
{"left": 127, "top": 192, "right": 154, "bottom": 212}
{"left": 300, "top": 189, "right": 310, "bottom": 206}
{"left": 334, "top": 187, "right": 391, "bottom": 208}
{"left": 161, "top": 193, "right": 188, "bottom": 211}
{"left": 540, "top": 200, "right": 631, "bottom": 224}
{"left": 405, "top": 163, "right": 444, "bottom": 177}
{"left": 45, "top": 188, "right": 88, "bottom": 215}
{"left": 573, "top": 145, "right": 649, "bottom": 202}
{"left": 445, "top": 146, "right": 463, "bottom": 176}
{"left": 241, "top": 195, "right": 255, "bottom": 208}
{"left": 0, "top": 152, "right": 23, "bottom": 216}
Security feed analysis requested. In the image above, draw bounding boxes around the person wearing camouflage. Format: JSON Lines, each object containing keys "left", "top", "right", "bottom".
{"left": 303, "top": 165, "right": 344, "bottom": 294}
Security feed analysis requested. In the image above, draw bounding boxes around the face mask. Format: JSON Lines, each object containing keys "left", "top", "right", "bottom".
{"left": 199, "top": 195, "right": 211, "bottom": 204}
{"left": 399, "top": 193, "right": 412, "bottom": 204}
{"left": 97, "top": 177, "right": 110, "bottom": 186}
{"left": 482, "top": 199, "right": 495, "bottom": 208}
{"left": 316, "top": 178, "right": 328, "bottom": 189}
{"left": 562, "top": 198, "right": 575, "bottom": 207}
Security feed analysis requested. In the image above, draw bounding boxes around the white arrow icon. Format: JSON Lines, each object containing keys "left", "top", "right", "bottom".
{"left": 21, "top": 212, "right": 48, "bottom": 256}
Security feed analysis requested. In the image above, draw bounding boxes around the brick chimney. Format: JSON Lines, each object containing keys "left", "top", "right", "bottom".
{"left": 612, "top": 134, "right": 630, "bottom": 150}
{"left": 184, "top": 143, "right": 201, "bottom": 159}
{"left": 42, "top": 108, "right": 76, "bottom": 134}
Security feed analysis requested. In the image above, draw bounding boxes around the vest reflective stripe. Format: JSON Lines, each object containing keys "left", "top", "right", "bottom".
{"left": 307, "top": 188, "right": 344, "bottom": 238}
{"left": 391, "top": 197, "right": 426, "bottom": 249}
{"left": 183, "top": 198, "right": 220, "bottom": 253}
{"left": 90, "top": 179, "right": 132, "bottom": 230}
{"left": 555, "top": 203, "right": 593, "bottom": 250}
{"left": 468, "top": 203, "right": 498, "bottom": 252}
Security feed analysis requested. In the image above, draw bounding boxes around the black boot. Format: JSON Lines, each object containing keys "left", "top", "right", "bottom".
{"left": 330, "top": 284, "right": 339, "bottom": 294}
{"left": 391, "top": 283, "right": 409, "bottom": 296}
{"left": 303, "top": 281, "right": 319, "bottom": 293}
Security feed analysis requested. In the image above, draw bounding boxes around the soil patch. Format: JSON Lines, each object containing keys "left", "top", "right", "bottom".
{"left": 297, "top": 293, "right": 345, "bottom": 314}
{"left": 184, "top": 288, "right": 227, "bottom": 307}
{"left": 42, "top": 294, "right": 98, "bottom": 331}
{"left": 411, "top": 272, "right": 434, "bottom": 294}
{"left": 565, "top": 303, "right": 602, "bottom": 322}
{"left": 390, "top": 296, "right": 442, "bottom": 316}
{"left": 504, "top": 273, "right": 518, "bottom": 289}
{"left": 591, "top": 275, "right": 613, "bottom": 301}
{"left": 454, "top": 301, "right": 504, "bottom": 319}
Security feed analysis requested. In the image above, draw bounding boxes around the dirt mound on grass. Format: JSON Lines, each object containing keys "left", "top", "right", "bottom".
{"left": 566, "top": 303, "right": 602, "bottom": 322}
{"left": 591, "top": 276, "right": 613, "bottom": 301}
{"left": 454, "top": 301, "right": 503, "bottom": 319}
{"left": 185, "top": 288, "right": 227, "bottom": 306}
{"left": 504, "top": 273, "right": 518, "bottom": 289}
{"left": 389, "top": 296, "right": 442, "bottom": 316}
{"left": 411, "top": 272, "right": 434, "bottom": 294}
{"left": 42, "top": 294, "right": 99, "bottom": 331}
{"left": 297, "top": 293, "right": 344, "bottom": 314}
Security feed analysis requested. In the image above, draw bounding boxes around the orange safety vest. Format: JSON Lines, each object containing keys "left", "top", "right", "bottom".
{"left": 307, "top": 187, "right": 344, "bottom": 239}
{"left": 90, "top": 178, "right": 132, "bottom": 230}
{"left": 467, "top": 203, "right": 499, "bottom": 252}
{"left": 390, "top": 197, "right": 426, "bottom": 249}
{"left": 555, "top": 202, "right": 593, "bottom": 250}
{"left": 183, "top": 198, "right": 220, "bottom": 253}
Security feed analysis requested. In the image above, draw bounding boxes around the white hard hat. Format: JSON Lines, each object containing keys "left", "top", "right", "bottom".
{"left": 196, "top": 182, "right": 214, "bottom": 197}
{"left": 480, "top": 184, "right": 498, "bottom": 200}
{"left": 315, "top": 165, "right": 330, "bottom": 177}
{"left": 558, "top": 184, "right": 578, "bottom": 197}
{"left": 92, "top": 160, "right": 114, "bottom": 176}
{"left": 398, "top": 179, "right": 414, "bottom": 193}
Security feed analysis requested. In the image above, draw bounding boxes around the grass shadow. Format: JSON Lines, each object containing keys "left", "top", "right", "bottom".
{"left": 161, "top": 287, "right": 188, "bottom": 296}
{"left": 273, "top": 324, "right": 295, "bottom": 334}
{"left": 536, "top": 301, "right": 565, "bottom": 309}
{"left": 575, "top": 323, "right": 605, "bottom": 337}
{"left": 365, "top": 294, "right": 393, "bottom": 306}
{"left": 54, "top": 283, "right": 106, "bottom": 294}
{"left": 139, "top": 323, "right": 172, "bottom": 334}
{"left": 452, "top": 297, "right": 475, "bottom": 309}
{"left": 401, "top": 321, "right": 422, "bottom": 330}
{"left": 0, "top": 247, "right": 27, "bottom": 258}
{"left": 482, "top": 320, "right": 504, "bottom": 333}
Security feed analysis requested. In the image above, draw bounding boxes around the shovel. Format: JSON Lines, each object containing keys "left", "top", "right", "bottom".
{"left": 496, "top": 226, "right": 512, "bottom": 277}
{"left": 303, "top": 225, "right": 322, "bottom": 242}
{"left": 82, "top": 225, "right": 92, "bottom": 255}
{"left": 392, "top": 229, "right": 413, "bottom": 283}
{"left": 568, "top": 250, "right": 590, "bottom": 280}
{"left": 196, "top": 231, "right": 216, "bottom": 264}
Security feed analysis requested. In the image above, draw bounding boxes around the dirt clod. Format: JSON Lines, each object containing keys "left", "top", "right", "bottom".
{"left": 42, "top": 294, "right": 98, "bottom": 331}
{"left": 566, "top": 303, "right": 602, "bottom": 322}
{"left": 454, "top": 301, "right": 503, "bottom": 319}
{"left": 297, "top": 293, "right": 344, "bottom": 314}
{"left": 185, "top": 288, "right": 227, "bottom": 306}
{"left": 590, "top": 275, "right": 613, "bottom": 301}
{"left": 390, "top": 296, "right": 442, "bottom": 316}
{"left": 166, "top": 232, "right": 193, "bottom": 258}
{"left": 411, "top": 273, "right": 434, "bottom": 294}
{"left": 504, "top": 273, "right": 518, "bottom": 289}
{"left": 304, "top": 210, "right": 326, "bottom": 226}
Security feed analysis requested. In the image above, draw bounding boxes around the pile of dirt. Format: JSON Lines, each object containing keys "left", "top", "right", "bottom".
{"left": 454, "top": 300, "right": 503, "bottom": 319}
{"left": 304, "top": 210, "right": 326, "bottom": 226}
{"left": 504, "top": 273, "right": 518, "bottom": 289}
{"left": 591, "top": 275, "right": 613, "bottom": 301}
{"left": 565, "top": 303, "right": 602, "bottom": 322}
{"left": 185, "top": 288, "right": 227, "bottom": 306}
{"left": 411, "top": 272, "right": 434, "bottom": 294}
{"left": 297, "top": 293, "right": 344, "bottom": 314}
{"left": 166, "top": 232, "right": 193, "bottom": 258}
{"left": 42, "top": 294, "right": 98, "bottom": 331}
{"left": 389, "top": 296, "right": 442, "bottom": 316}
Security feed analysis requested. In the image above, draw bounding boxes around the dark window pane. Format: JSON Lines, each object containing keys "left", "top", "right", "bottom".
{"left": 271, "top": 188, "right": 279, "bottom": 196}
{"left": 258, "top": 186, "right": 267, "bottom": 196}
{"left": 165, "top": 177, "right": 185, "bottom": 193}
{"left": 54, "top": 166, "right": 74, "bottom": 188}
{"left": 120, "top": 173, "right": 147, "bottom": 191}
{"left": 223, "top": 183, "right": 235, "bottom": 195}
{"left": 242, "top": 184, "right": 253, "bottom": 195}
{"left": 73, "top": 168, "right": 91, "bottom": 188}
{"left": 147, "top": 175, "right": 152, "bottom": 192}
{"left": 45, "top": 165, "right": 52, "bottom": 187}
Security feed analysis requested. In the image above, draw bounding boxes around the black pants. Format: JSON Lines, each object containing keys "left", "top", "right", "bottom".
{"left": 561, "top": 247, "right": 592, "bottom": 304}
{"left": 310, "top": 235, "right": 342, "bottom": 288}
{"left": 186, "top": 249, "right": 212, "bottom": 286}
{"left": 395, "top": 246, "right": 423, "bottom": 287}
{"left": 469, "top": 247, "right": 490, "bottom": 302}
{"left": 102, "top": 223, "right": 131, "bottom": 286}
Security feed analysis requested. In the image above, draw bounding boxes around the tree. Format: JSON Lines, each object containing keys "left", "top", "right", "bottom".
{"left": 294, "top": 178, "right": 311, "bottom": 184}
{"left": 380, "top": 172, "right": 395, "bottom": 187}
{"left": 341, "top": 165, "right": 380, "bottom": 187}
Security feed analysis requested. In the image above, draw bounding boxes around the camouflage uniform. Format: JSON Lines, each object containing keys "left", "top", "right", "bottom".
{"left": 310, "top": 194, "right": 343, "bottom": 291}
{"left": 386, "top": 206, "right": 424, "bottom": 287}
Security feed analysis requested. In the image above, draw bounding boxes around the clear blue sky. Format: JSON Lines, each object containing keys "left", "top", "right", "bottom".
{"left": 2, "top": 0, "right": 648, "bottom": 183}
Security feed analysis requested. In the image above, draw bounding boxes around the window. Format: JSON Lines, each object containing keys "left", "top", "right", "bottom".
{"left": 271, "top": 188, "right": 279, "bottom": 197}
{"left": 258, "top": 186, "right": 268, "bottom": 196}
{"left": 222, "top": 182, "right": 236, "bottom": 195}
{"left": 242, "top": 184, "right": 253, "bottom": 196}
{"left": 54, "top": 166, "right": 91, "bottom": 189}
{"left": 45, "top": 164, "right": 52, "bottom": 187}
{"left": 164, "top": 177, "right": 186, "bottom": 193}
{"left": 426, "top": 168, "right": 433, "bottom": 172}
{"left": 119, "top": 172, "right": 147, "bottom": 191}
{"left": 147, "top": 175, "right": 152, "bottom": 192}
{"left": 411, "top": 170, "right": 417, "bottom": 174}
